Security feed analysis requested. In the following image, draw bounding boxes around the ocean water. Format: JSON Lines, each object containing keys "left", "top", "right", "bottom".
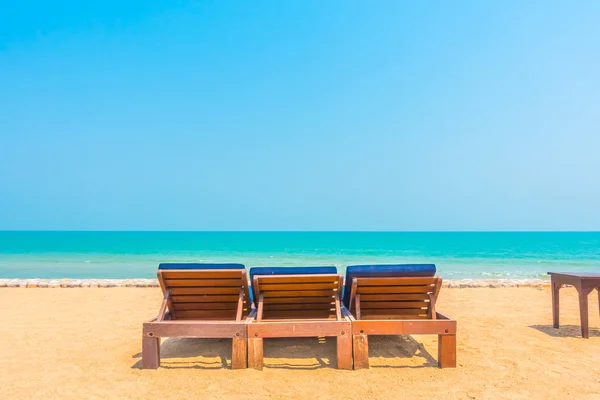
{"left": 0, "top": 231, "right": 599, "bottom": 279}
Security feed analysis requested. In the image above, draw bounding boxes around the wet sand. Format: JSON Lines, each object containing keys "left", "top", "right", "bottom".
{"left": 1, "top": 287, "right": 599, "bottom": 399}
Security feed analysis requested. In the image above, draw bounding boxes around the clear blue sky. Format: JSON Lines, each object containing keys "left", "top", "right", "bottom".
{"left": 1, "top": 1, "right": 599, "bottom": 231}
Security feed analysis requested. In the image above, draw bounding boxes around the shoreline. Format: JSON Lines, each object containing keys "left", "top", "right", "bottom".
{"left": 0, "top": 277, "right": 552, "bottom": 288}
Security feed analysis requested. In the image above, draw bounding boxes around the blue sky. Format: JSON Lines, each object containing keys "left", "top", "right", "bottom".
{"left": 1, "top": 1, "right": 599, "bottom": 230}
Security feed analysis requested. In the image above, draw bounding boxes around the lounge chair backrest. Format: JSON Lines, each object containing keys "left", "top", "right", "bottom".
{"left": 348, "top": 276, "right": 442, "bottom": 320}
{"left": 249, "top": 266, "right": 342, "bottom": 321}
{"left": 343, "top": 264, "right": 439, "bottom": 320}
{"left": 157, "top": 263, "right": 251, "bottom": 321}
{"left": 343, "top": 264, "right": 436, "bottom": 308}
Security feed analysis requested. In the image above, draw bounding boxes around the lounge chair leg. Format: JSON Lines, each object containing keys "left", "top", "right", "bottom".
{"left": 248, "top": 337, "right": 264, "bottom": 370}
{"left": 352, "top": 334, "right": 369, "bottom": 370}
{"left": 231, "top": 337, "right": 248, "bottom": 369}
{"left": 438, "top": 334, "right": 456, "bottom": 368}
{"left": 337, "top": 333, "right": 353, "bottom": 370}
{"left": 142, "top": 337, "right": 160, "bottom": 369}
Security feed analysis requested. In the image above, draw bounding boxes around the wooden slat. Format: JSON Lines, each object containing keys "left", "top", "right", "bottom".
{"left": 171, "top": 302, "right": 240, "bottom": 310}
{"left": 262, "top": 297, "right": 334, "bottom": 304}
{"left": 259, "top": 283, "right": 337, "bottom": 291}
{"left": 350, "top": 318, "right": 456, "bottom": 335}
{"left": 357, "top": 286, "right": 433, "bottom": 294}
{"left": 143, "top": 320, "right": 246, "bottom": 338}
{"left": 173, "top": 310, "right": 238, "bottom": 320}
{"left": 263, "top": 303, "right": 335, "bottom": 311}
{"left": 359, "top": 294, "right": 429, "bottom": 301}
{"left": 160, "top": 270, "right": 243, "bottom": 279}
{"left": 361, "top": 308, "right": 427, "bottom": 316}
{"left": 360, "top": 314, "right": 430, "bottom": 320}
{"left": 248, "top": 320, "right": 351, "bottom": 338}
{"left": 170, "top": 287, "right": 241, "bottom": 295}
{"left": 171, "top": 295, "right": 240, "bottom": 303}
{"left": 361, "top": 301, "right": 429, "bottom": 309}
{"left": 262, "top": 310, "right": 335, "bottom": 319}
{"left": 356, "top": 277, "right": 438, "bottom": 286}
{"left": 164, "top": 279, "right": 242, "bottom": 287}
{"left": 260, "top": 317, "right": 342, "bottom": 322}
{"left": 255, "top": 275, "right": 339, "bottom": 284}
{"left": 263, "top": 290, "right": 335, "bottom": 297}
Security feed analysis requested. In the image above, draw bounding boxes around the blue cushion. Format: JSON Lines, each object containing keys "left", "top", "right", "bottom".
{"left": 343, "top": 264, "right": 436, "bottom": 307}
{"left": 249, "top": 266, "right": 338, "bottom": 303}
{"left": 158, "top": 263, "right": 246, "bottom": 270}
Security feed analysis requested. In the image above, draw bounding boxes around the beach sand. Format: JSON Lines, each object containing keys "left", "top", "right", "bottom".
{"left": 1, "top": 287, "right": 599, "bottom": 399}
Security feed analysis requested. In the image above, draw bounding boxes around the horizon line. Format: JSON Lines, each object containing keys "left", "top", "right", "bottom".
{"left": 1, "top": 230, "right": 599, "bottom": 233}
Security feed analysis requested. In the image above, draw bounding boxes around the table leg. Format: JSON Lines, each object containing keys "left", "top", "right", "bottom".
{"left": 578, "top": 287, "right": 589, "bottom": 339}
{"left": 551, "top": 282, "right": 561, "bottom": 329}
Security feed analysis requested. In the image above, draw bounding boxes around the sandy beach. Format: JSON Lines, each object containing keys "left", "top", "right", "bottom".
{"left": 1, "top": 286, "right": 599, "bottom": 399}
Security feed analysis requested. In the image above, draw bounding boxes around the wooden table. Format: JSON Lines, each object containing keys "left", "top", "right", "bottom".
{"left": 548, "top": 272, "right": 600, "bottom": 338}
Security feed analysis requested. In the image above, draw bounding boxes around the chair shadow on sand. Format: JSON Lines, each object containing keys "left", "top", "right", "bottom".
{"left": 131, "top": 338, "right": 233, "bottom": 370}
{"left": 260, "top": 337, "right": 333, "bottom": 370}
{"left": 130, "top": 337, "right": 334, "bottom": 370}
{"left": 529, "top": 325, "right": 600, "bottom": 338}
{"left": 366, "top": 335, "right": 438, "bottom": 369}
{"left": 131, "top": 335, "right": 437, "bottom": 370}
{"left": 259, "top": 335, "right": 436, "bottom": 370}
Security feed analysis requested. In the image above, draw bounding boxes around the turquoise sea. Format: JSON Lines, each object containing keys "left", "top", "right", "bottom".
{"left": 0, "top": 231, "right": 599, "bottom": 279}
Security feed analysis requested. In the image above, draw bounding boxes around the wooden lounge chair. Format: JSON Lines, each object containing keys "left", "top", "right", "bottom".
{"left": 342, "top": 264, "right": 457, "bottom": 369}
{"left": 247, "top": 266, "right": 353, "bottom": 370}
{"left": 142, "top": 263, "right": 253, "bottom": 369}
